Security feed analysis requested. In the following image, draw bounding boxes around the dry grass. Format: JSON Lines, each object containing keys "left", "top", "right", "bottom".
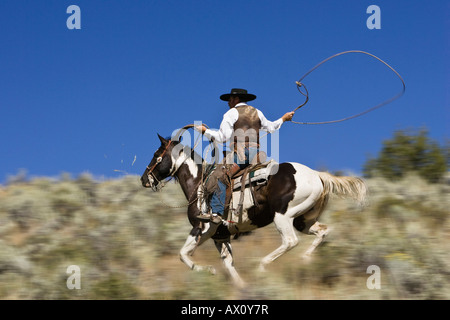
{"left": 0, "top": 172, "right": 449, "bottom": 299}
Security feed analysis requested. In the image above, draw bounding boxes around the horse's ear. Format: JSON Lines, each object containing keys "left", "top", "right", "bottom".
{"left": 157, "top": 133, "right": 167, "bottom": 145}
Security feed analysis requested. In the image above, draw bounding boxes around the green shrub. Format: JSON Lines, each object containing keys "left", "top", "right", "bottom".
{"left": 364, "top": 128, "right": 448, "bottom": 183}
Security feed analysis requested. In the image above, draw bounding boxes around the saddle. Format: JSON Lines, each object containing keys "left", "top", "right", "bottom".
{"left": 202, "top": 151, "right": 279, "bottom": 223}
{"left": 226, "top": 159, "right": 278, "bottom": 223}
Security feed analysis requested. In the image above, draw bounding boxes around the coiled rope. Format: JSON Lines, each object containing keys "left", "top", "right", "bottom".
{"left": 291, "top": 50, "right": 406, "bottom": 125}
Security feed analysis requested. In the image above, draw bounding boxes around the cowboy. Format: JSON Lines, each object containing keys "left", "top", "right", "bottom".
{"left": 195, "top": 88, "right": 294, "bottom": 224}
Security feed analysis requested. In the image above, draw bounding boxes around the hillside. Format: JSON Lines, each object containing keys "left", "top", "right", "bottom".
{"left": 0, "top": 173, "right": 449, "bottom": 299}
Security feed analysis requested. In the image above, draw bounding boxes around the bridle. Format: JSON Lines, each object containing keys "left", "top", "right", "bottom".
{"left": 145, "top": 124, "right": 210, "bottom": 190}
{"left": 146, "top": 140, "right": 173, "bottom": 191}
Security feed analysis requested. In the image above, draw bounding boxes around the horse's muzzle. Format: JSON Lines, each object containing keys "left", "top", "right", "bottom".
{"left": 140, "top": 175, "right": 152, "bottom": 188}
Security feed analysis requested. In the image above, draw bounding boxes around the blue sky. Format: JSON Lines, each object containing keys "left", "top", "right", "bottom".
{"left": 0, "top": 0, "right": 448, "bottom": 182}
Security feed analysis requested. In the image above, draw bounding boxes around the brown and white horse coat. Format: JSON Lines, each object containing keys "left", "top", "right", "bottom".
{"left": 141, "top": 135, "right": 366, "bottom": 288}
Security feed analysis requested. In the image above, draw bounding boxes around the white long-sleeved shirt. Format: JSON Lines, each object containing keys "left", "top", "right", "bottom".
{"left": 204, "top": 102, "right": 284, "bottom": 143}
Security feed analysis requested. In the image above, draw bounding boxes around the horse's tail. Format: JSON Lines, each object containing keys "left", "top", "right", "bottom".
{"left": 317, "top": 171, "right": 367, "bottom": 206}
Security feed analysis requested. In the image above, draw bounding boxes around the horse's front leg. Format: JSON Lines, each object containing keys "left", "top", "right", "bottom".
{"left": 214, "top": 239, "right": 246, "bottom": 289}
{"left": 179, "top": 222, "right": 220, "bottom": 274}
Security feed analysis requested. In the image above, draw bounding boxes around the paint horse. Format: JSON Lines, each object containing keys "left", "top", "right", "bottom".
{"left": 141, "top": 134, "right": 367, "bottom": 288}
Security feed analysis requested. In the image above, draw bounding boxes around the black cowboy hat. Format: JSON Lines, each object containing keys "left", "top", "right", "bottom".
{"left": 220, "top": 88, "right": 256, "bottom": 102}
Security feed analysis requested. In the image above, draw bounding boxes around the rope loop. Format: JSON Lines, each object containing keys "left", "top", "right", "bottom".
{"left": 291, "top": 50, "right": 405, "bottom": 125}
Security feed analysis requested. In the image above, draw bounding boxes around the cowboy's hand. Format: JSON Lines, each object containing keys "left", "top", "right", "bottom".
{"left": 195, "top": 125, "right": 207, "bottom": 134}
{"left": 282, "top": 111, "right": 295, "bottom": 122}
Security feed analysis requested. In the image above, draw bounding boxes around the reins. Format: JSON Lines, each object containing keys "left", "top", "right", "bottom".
{"left": 291, "top": 50, "right": 406, "bottom": 125}
{"left": 156, "top": 183, "right": 199, "bottom": 209}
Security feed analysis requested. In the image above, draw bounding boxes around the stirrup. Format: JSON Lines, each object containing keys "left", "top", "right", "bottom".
{"left": 196, "top": 213, "right": 223, "bottom": 224}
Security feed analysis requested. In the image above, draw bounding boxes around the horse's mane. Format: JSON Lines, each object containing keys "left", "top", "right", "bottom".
{"left": 170, "top": 141, "right": 208, "bottom": 183}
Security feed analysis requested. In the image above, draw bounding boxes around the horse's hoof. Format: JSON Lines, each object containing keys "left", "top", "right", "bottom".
{"left": 235, "top": 281, "right": 247, "bottom": 290}
{"left": 193, "top": 265, "right": 216, "bottom": 275}
{"left": 257, "top": 264, "right": 267, "bottom": 273}
{"left": 302, "top": 253, "right": 313, "bottom": 262}
{"left": 207, "top": 266, "right": 216, "bottom": 275}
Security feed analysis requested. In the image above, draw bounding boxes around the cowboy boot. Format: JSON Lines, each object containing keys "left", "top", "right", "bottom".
{"left": 196, "top": 164, "right": 240, "bottom": 224}
{"left": 196, "top": 179, "right": 227, "bottom": 224}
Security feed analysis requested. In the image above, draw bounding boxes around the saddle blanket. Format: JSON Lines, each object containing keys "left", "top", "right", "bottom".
{"left": 232, "top": 160, "right": 279, "bottom": 191}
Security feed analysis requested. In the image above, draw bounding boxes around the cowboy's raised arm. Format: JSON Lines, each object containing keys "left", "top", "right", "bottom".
{"left": 258, "top": 110, "right": 294, "bottom": 133}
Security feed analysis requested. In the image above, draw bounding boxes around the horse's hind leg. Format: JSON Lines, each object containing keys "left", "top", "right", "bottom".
{"left": 293, "top": 196, "right": 330, "bottom": 259}
{"left": 214, "top": 239, "right": 246, "bottom": 289}
{"left": 259, "top": 213, "right": 299, "bottom": 272}
{"left": 302, "top": 221, "right": 330, "bottom": 259}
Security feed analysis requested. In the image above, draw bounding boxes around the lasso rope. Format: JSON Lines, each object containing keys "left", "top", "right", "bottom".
{"left": 291, "top": 50, "right": 406, "bottom": 125}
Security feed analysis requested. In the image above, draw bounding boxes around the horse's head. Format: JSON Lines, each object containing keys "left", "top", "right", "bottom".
{"left": 140, "top": 134, "right": 179, "bottom": 190}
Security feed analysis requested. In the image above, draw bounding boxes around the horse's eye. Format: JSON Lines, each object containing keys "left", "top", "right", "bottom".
{"left": 154, "top": 151, "right": 162, "bottom": 158}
